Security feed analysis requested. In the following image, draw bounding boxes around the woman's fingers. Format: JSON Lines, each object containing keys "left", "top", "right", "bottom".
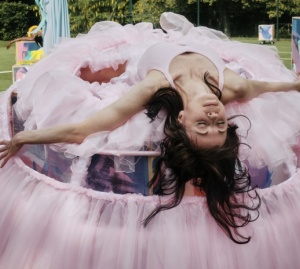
{"left": 0, "top": 141, "right": 9, "bottom": 153}
{"left": 0, "top": 148, "right": 9, "bottom": 168}
{"left": 0, "top": 140, "right": 21, "bottom": 168}
{"left": 0, "top": 154, "right": 10, "bottom": 168}
{"left": 0, "top": 141, "right": 10, "bottom": 167}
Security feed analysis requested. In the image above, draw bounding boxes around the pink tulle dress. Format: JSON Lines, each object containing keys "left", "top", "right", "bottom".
{"left": 1, "top": 12, "right": 300, "bottom": 268}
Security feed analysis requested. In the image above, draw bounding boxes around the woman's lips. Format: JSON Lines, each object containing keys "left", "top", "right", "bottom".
{"left": 203, "top": 101, "right": 218, "bottom": 107}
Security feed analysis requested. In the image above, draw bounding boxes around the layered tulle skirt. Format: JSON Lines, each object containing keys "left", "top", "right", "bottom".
{"left": 1, "top": 12, "right": 300, "bottom": 268}
{"left": 1, "top": 153, "right": 300, "bottom": 268}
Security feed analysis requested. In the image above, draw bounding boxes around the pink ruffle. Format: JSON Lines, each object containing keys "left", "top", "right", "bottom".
{"left": 0, "top": 157, "right": 300, "bottom": 268}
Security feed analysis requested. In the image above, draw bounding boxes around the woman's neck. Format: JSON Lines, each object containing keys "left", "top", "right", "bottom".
{"left": 170, "top": 53, "right": 219, "bottom": 107}
{"left": 176, "top": 80, "right": 212, "bottom": 107}
{"left": 184, "top": 180, "right": 205, "bottom": 196}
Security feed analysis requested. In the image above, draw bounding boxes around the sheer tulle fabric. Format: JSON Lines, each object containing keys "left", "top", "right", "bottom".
{"left": 0, "top": 158, "right": 300, "bottom": 268}
{"left": 1, "top": 12, "right": 300, "bottom": 268}
{"left": 9, "top": 13, "right": 299, "bottom": 182}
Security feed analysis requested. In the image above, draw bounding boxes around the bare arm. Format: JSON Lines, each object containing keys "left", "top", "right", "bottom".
{"left": 0, "top": 70, "right": 169, "bottom": 167}
{"left": 221, "top": 68, "right": 300, "bottom": 104}
{"left": 6, "top": 36, "right": 35, "bottom": 49}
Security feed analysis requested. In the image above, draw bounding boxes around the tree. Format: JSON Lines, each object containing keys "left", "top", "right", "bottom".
{"left": 67, "top": 0, "right": 132, "bottom": 35}
{"left": 66, "top": 0, "right": 298, "bottom": 37}
{"left": 184, "top": 0, "right": 297, "bottom": 37}
{"left": 0, "top": 1, "right": 40, "bottom": 40}
{"left": 133, "top": 0, "right": 209, "bottom": 28}
{"left": 0, "top": 0, "right": 35, "bottom": 3}
{"left": 3, "top": 0, "right": 297, "bottom": 39}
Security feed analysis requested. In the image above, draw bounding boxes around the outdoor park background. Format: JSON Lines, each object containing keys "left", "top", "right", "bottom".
{"left": 0, "top": 0, "right": 298, "bottom": 91}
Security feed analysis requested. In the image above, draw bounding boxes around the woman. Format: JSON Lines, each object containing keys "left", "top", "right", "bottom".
{"left": 6, "top": 30, "right": 43, "bottom": 49}
{"left": 1, "top": 40, "right": 299, "bottom": 170}
{"left": 1, "top": 39, "right": 300, "bottom": 240}
{"left": 0, "top": 12, "right": 300, "bottom": 268}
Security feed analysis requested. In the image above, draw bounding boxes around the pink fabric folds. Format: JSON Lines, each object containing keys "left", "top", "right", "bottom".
{"left": 1, "top": 12, "right": 300, "bottom": 269}
{"left": 7, "top": 12, "right": 300, "bottom": 185}
{"left": 0, "top": 158, "right": 300, "bottom": 269}
{"left": 1, "top": 84, "right": 300, "bottom": 268}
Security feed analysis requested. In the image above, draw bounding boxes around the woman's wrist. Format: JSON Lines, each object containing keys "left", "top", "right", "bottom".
{"left": 13, "top": 131, "right": 26, "bottom": 146}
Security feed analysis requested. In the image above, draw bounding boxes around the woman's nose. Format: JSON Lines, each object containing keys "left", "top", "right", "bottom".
{"left": 207, "top": 111, "right": 218, "bottom": 118}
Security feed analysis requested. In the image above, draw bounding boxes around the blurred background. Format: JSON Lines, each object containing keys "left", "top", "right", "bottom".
{"left": 0, "top": 0, "right": 299, "bottom": 90}
{"left": 1, "top": 0, "right": 297, "bottom": 38}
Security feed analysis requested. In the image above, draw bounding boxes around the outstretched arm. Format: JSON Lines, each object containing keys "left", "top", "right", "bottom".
{"left": 0, "top": 70, "right": 169, "bottom": 167}
{"left": 221, "top": 68, "right": 300, "bottom": 104}
{"left": 6, "top": 36, "right": 35, "bottom": 49}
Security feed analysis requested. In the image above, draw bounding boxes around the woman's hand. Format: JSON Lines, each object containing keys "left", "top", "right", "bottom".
{"left": 0, "top": 137, "right": 23, "bottom": 168}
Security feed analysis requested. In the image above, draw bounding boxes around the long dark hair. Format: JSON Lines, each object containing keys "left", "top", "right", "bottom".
{"left": 143, "top": 74, "right": 261, "bottom": 244}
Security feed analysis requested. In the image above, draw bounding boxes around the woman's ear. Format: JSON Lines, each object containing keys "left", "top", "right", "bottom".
{"left": 177, "top": 110, "right": 184, "bottom": 124}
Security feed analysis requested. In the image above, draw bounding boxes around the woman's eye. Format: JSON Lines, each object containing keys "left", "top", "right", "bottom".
{"left": 217, "top": 122, "right": 225, "bottom": 126}
{"left": 197, "top": 122, "right": 207, "bottom": 126}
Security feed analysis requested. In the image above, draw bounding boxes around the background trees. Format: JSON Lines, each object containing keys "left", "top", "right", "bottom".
{"left": 67, "top": 0, "right": 300, "bottom": 37}
{"left": 1, "top": 0, "right": 299, "bottom": 40}
{"left": 131, "top": 0, "right": 300, "bottom": 37}
{"left": 67, "top": 0, "right": 131, "bottom": 34}
{"left": 0, "top": 1, "right": 39, "bottom": 40}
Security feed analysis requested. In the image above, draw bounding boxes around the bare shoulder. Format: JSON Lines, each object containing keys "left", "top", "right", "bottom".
{"left": 221, "top": 68, "right": 249, "bottom": 104}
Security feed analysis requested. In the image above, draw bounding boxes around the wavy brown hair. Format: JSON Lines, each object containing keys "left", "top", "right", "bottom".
{"left": 143, "top": 75, "right": 261, "bottom": 244}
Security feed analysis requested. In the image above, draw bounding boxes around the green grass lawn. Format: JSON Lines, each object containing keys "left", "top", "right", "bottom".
{"left": 230, "top": 37, "right": 292, "bottom": 68}
{"left": 0, "top": 38, "right": 293, "bottom": 92}
{"left": 0, "top": 41, "right": 16, "bottom": 91}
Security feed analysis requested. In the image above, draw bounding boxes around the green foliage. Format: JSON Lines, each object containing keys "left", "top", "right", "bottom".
{"left": 68, "top": 0, "right": 108, "bottom": 34}
{"left": 133, "top": 0, "right": 165, "bottom": 26}
{"left": 133, "top": 0, "right": 198, "bottom": 27}
{"left": 2, "top": 0, "right": 299, "bottom": 39}
{"left": 0, "top": 2, "right": 39, "bottom": 41}
{"left": 67, "top": 0, "right": 131, "bottom": 35}
{"left": 67, "top": 0, "right": 197, "bottom": 32}
{"left": 0, "top": 0, "right": 36, "bottom": 4}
